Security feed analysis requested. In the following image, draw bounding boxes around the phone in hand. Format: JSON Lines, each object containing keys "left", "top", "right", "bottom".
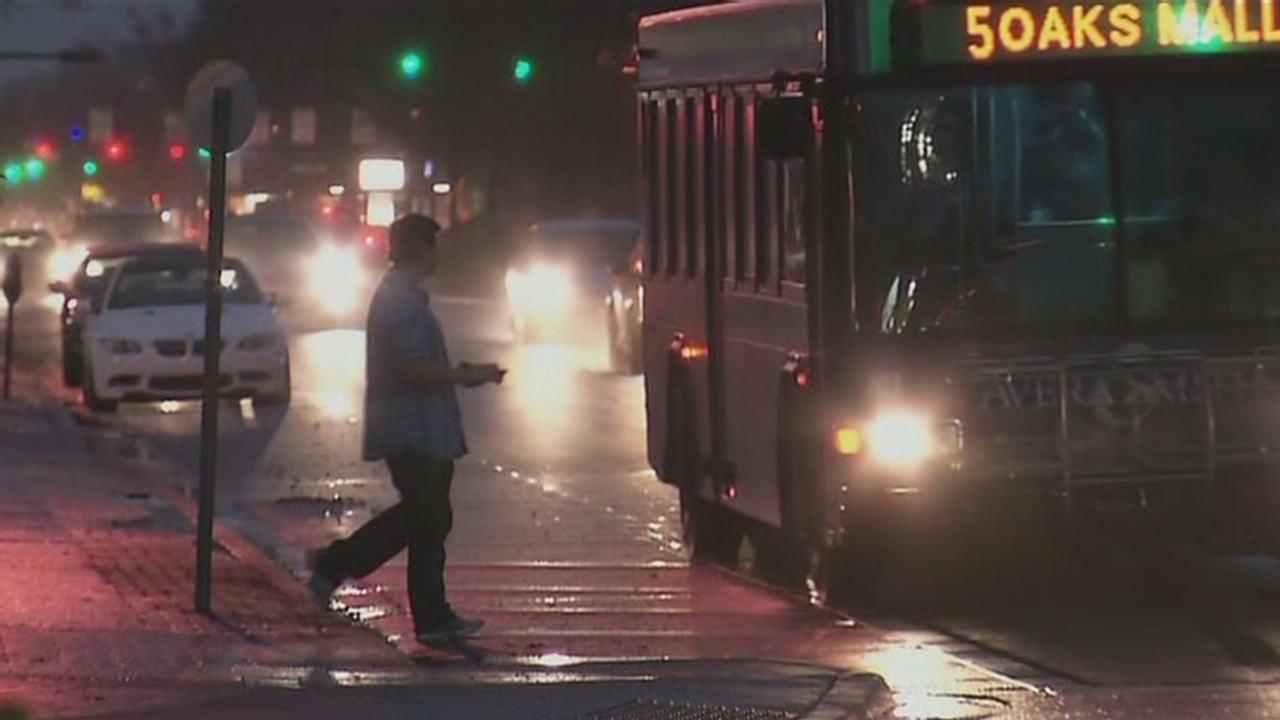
{"left": 461, "top": 362, "right": 507, "bottom": 385}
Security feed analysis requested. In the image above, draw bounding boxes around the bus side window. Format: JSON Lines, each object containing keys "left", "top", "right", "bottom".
{"left": 755, "top": 101, "right": 778, "bottom": 292}
{"left": 722, "top": 93, "right": 738, "bottom": 283}
{"left": 733, "top": 93, "right": 750, "bottom": 283}
{"left": 780, "top": 158, "right": 807, "bottom": 284}
{"left": 667, "top": 97, "right": 684, "bottom": 277}
{"left": 686, "top": 95, "right": 703, "bottom": 278}
{"left": 743, "top": 95, "right": 759, "bottom": 283}
{"left": 643, "top": 98, "right": 660, "bottom": 277}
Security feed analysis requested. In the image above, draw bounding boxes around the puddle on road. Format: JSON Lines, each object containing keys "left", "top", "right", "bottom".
{"left": 891, "top": 693, "right": 1008, "bottom": 720}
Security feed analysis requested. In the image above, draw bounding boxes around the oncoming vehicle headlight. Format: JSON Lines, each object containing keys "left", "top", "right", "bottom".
{"left": 237, "top": 334, "right": 280, "bottom": 351}
{"left": 306, "top": 245, "right": 365, "bottom": 315}
{"left": 48, "top": 246, "right": 88, "bottom": 280}
{"left": 833, "top": 410, "right": 959, "bottom": 470}
{"left": 98, "top": 338, "right": 142, "bottom": 355}
{"left": 307, "top": 245, "right": 363, "bottom": 289}
{"left": 505, "top": 264, "right": 573, "bottom": 305}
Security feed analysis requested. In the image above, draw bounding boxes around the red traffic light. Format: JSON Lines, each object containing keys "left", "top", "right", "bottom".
{"left": 33, "top": 140, "right": 55, "bottom": 160}
{"left": 104, "top": 139, "right": 128, "bottom": 162}
{"left": 168, "top": 143, "right": 188, "bottom": 161}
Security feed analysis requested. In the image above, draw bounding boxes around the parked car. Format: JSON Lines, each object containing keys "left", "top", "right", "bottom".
{"left": 79, "top": 252, "right": 290, "bottom": 413}
{"left": 49, "top": 241, "right": 204, "bottom": 387}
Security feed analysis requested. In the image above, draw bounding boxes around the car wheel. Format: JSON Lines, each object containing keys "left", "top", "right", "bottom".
{"left": 62, "top": 347, "right": 83, "bottom": 387}
{"left": 253, "top": 359, "right": 292, "bottom": 410}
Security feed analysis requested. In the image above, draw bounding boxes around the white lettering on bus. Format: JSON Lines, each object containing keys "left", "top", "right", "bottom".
{"left": 977, "top": 365, "right": 1278, "bottom": 412}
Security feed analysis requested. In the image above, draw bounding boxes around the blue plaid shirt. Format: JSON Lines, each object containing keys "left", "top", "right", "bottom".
{"left": 362, "top": 268, "right": 468, "bottom": 462}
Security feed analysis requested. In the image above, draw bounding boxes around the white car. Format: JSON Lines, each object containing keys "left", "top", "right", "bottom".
{"left": 80, "top": 253, "right": 291, "bottom": 413}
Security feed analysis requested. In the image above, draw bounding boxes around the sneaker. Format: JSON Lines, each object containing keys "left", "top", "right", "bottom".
{"left": 304, "top": 548, "right": 340, "bottom": 607}
{"left": 416, "top": 610, "right": 485, "bottom": 643}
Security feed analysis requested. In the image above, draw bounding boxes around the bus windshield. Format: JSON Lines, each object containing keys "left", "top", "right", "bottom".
{"left": 858, "top": 78, "right": 1280, "bottom": 338}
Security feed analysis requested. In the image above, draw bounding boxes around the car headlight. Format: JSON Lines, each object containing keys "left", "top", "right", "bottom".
{"left": 307, "top": 245, "right": 363, "bottom": 290}
{"left": 237, "top": 334, "right": 281, "bottom": 351}
{"left": 506, "top": 264, "right": 573, "bottom": 305}
{"left": 98, "top": 338, "right": 142, "bottom": 355}
{"left": 833, "top": 410, "right": 960, "bottom": 470}
{"left": 48, "top": 246, "right": 88, "bottom": 280}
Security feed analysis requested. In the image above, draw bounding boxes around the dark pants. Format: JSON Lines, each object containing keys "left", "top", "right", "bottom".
{"left": 318, "top": 449, "right": 455, "bottom": 633}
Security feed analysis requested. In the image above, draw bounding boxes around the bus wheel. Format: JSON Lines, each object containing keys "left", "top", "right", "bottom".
{"left": 680, "top": 486, "right": 742, "bottom": 564}
{"left": 807, "top": 516, "right": 888, "bottom": 608}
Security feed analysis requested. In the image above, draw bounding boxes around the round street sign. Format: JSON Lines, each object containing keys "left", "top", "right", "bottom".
{"left": 184, "top": 60, "right": 257, "bottom": 154}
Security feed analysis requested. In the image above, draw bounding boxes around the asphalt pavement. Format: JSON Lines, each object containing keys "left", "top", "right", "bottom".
{"left": 14, "top": 282, "right": 1280, "bottom": 719}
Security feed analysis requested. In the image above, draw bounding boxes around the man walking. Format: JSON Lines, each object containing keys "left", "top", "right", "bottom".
{"left": 305, "top": 213, "right": 504, "bottom": 642}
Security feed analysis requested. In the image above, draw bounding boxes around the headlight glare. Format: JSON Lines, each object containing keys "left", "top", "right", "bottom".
{"left": 866, "top": 411, "right": 934, "bottom": 468}
{"left": 833, "top": 410, "right": 955, "bottom": 470}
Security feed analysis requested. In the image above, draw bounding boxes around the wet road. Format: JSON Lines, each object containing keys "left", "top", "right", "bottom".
{"left": 18, "top": 285, "right": 1280, "bottom": 718}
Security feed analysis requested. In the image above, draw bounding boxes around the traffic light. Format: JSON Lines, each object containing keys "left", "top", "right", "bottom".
{"left": 513, "top": 56, "right": 535, "bottom": 85}
{"left": 4, "top": 163, "right": 22, "bottom": 184}
{"left": 33, "top": 140, "right": 55, "bottom": 160}
{"left": 399, "top": 50, "right": 426, "bottom": 80}
{"left": 83, "top": 159, "right": 99, "bottom": 177}
{"left": 23, "top": 158, "right": 44, "bottom": 181}
{"left": 169, "top": 143, "right": 188, "bottom": 161}
{"left": 104, "top": 139, "right": 127, "bottom": 162}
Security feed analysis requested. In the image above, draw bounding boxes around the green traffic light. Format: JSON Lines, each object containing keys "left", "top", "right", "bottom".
{"left": 198, "top": 147, "right": 211, "bottom": 160}
{"left": 4, "top": 163, "right": 22, "bottom": 184}
{"left": 513, "top": 57, "right": 535, "bottom": 84}
{"left": 24, "top": 158, "right": 44, "bottom": 180}
{"left": 83, "top": 160, "right": 98, "bottom": 177}
{"left": 400, "top": 51, "right": 426, "bottom": 80}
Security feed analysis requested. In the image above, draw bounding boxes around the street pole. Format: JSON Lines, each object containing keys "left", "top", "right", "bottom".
{"left": 2, "top": 254, "right": 22, "bottom": 400}
{"left": 195, "top": 87, "right": 231, "bottom": 616}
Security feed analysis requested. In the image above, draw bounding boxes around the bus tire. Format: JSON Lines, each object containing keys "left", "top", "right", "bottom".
{"left": 667, "top": 369, "right": 741, "bottom": 564}
{"left": 680, "top": 485, "right": 741, "bottom": 564}
{"left": 808, "top": 501, "right": 889, "bottom": 608}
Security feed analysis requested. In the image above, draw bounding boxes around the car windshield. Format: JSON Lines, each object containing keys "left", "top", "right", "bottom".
{"left": 856, "top": 77, "right": 1280, "bottom": 338}
{"left": 106, "top": 260, "right": 263, "bottom": 309}
{"left": 527, "top": 225, "right": 637, "bottom": 266}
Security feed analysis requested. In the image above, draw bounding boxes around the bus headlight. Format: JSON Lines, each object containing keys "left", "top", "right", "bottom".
{"left": 866, "top": 411, "right": 934, "bottom": 468}
{"left": 833, "top": 411, "right": 960, "bottom": 470}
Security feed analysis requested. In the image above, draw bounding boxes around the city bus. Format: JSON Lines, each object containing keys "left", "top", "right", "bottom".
{"left": 636, "top": 0, "right": 1280, "bottom": 604}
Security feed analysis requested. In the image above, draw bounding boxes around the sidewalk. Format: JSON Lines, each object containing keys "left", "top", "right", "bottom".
{"left": 0, "top": 390, "right": 417, "bottom": 719}
{"left": 0, "top": 383, "right": 895, "bottom": 720}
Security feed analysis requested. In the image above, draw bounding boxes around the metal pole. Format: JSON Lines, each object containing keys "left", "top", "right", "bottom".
{"left": 3, "top": 302, "right": 13, "bottom": 400}
{"left": 195, "top": 87, "right": 232, "bottom": 616}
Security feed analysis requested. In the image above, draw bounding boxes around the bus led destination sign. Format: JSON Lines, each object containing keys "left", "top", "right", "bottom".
{"left": 909, "top": 1, "right": 1280, "bottom": 65}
